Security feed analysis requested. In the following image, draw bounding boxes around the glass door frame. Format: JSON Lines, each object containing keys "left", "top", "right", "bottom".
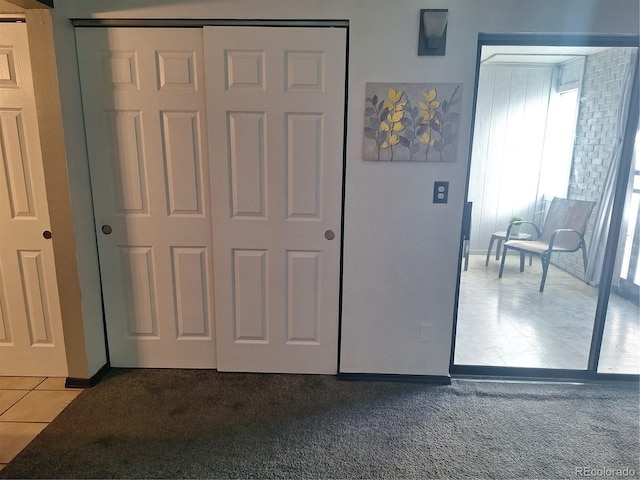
{"left": 450, "top": 32, "right": 640, "bottom": 381}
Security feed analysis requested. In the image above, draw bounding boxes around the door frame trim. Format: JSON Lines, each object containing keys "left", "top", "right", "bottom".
{"left": 71, "top": 19, "right": 348, "bottom": 28}
{"left": 73, "top": 20, "right": 350, "bottom": 374}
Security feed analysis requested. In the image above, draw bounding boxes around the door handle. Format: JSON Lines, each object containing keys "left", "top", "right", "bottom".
{"left": 43, "top": 230, "right": 52, "bottom": 239}
{"left": 324, "top": 229, "right": 335, "bottom": 240}
{"left": 101, "top": 225, "right": 113, "bottom": 235}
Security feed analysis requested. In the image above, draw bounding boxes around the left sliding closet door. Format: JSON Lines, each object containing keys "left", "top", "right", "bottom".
{"left": 76, "top": 28, "right": 216, "bottom": 368}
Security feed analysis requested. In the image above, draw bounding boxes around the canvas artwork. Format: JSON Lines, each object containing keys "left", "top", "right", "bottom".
{"left": 362, "top": 82, "right": 462, "bottom": 162}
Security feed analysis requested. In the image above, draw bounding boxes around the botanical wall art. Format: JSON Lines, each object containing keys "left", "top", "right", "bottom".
{"left": 362, "top": 82, "right": 463, "bottom": 162}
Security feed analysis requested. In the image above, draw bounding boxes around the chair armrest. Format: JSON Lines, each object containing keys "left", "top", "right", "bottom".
{"left": 506, "top": 220, "right": 541, "bottom": 240}
{"left": 548, "top": 229, "right": 584, "bottom": 252}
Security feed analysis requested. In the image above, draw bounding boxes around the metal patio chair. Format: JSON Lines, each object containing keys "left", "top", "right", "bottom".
{"left": 498, "top": 197, "right": 596, "bottom": 292}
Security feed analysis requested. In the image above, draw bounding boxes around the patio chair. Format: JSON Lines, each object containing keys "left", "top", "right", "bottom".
{"left": 498, "top": 197, "right": 596, "bottom": 292}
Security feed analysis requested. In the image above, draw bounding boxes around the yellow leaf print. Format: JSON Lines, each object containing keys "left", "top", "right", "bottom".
{"left": 389, "top": 134, "right": 399, "bottom": 146}
{"left": 419, "top": 132, "right": 431, "bottom": 144}
{"left": 388, "top": 88, "right": 403, "bottom": 103}
{"left": 390, "top": 111, "right": 404, "bottom": 122}
{"left": 383, "top": 101, "right": 394, "bottom": 110}
{"left": 380, "top": 122, "right": 390, "bottom": 132}
{"left": 419, "top": 102, "right": 429, "bottom": 110}
{"left": 392, "top": 122, "right": 405, "bottom": 132}
{"left": 420, "top": 111, "right": 434, "bottom": 120}
{"left": 423, "top": 89, "right": 437, "bottom": 102}
{"left": 396, "top": 101, "right": 407, "bottom": 110}
{"left": 429, "top": 101, "right": 441, "bottom": 109}
{"left": 381, "top": 141, "right": 389, "bottom": 149}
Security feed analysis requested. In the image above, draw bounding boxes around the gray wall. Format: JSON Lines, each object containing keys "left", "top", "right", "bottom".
{"left": 50, "top": 0, "right": 640, "bottom": 376}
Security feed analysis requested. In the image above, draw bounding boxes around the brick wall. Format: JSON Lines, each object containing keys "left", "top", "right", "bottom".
{"left": 552, "top": 47, "right": 635, "bottom": 280}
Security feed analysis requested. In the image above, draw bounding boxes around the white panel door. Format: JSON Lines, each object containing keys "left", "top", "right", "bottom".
{"left": 76, "top": 28, "right": 216, "bottom": 368}
{"left": 0, "top": 22, "right": 67, "bottom": 376}
{"left": 205, "top": 27, "right": 346, "bottom": 373}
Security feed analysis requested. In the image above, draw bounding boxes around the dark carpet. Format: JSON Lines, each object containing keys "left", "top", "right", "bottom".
{"left": 1, "top": 369, "right": 638, "bottom": 479}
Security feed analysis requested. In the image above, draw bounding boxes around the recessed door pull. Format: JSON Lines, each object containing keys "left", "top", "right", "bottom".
{"left": 324, "top": 230, "right": 335, "bottom": 240}
{"left": 43, "top": 230, "right": 52, "bottom": 239}
{"left": 101, "top": 225, "right": 113, "bottom": 235}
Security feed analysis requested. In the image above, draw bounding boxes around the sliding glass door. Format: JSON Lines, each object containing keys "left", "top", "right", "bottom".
{"left": 452, "top": 33, "right": 639, "bottom": 379}
{"left": 598, "top": 126, "right": 640, "bottom": 374}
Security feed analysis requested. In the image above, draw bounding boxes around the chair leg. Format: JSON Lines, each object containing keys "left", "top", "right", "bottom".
{"left": 539, "top": 252, "right": 551, "bottom": 292}
{"left": 519, "top": 252, "right": 525, "bottom": 272}
{"left": 495, "top": 238, "right": 503, "bottom": 260}
{"left": 581, "top": 242, "right": 589, "bottom": 275}
{"left": 463, "top": 240, "right": 470, "bottom": 271}
{"left": 498, "top": 245, "right": 508, "bottom": 278}
{"left": 485, "top": 236, "right": 495, "bottom": 266}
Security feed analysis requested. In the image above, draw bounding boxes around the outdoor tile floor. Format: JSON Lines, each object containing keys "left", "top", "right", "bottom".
{"left": 457, "top": 254, "right": 640, "bottom": 373}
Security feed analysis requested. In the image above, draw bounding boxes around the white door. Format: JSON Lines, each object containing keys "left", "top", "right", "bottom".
{"left": 205, "top": 27, "right": 346, "bottom": 373}
{"left": 76, "top": 28, "right": 216, "bottom": 368}
{"left": 0, "top": 22, "right": 67, "bottom": 376}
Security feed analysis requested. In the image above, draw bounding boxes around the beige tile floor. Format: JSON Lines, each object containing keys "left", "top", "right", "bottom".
{"left": 456, "top": 254, "right": 640, "bottom": 373}
{"left": 0, "top": 377, "right": 83, "bottom": 471}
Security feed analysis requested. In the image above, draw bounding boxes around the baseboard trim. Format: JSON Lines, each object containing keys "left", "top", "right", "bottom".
{"left": 65, "top": 363, "right": 110, "bottom": 389}
{"left": 337, "top": 373, "right": 451, "bottom": 385}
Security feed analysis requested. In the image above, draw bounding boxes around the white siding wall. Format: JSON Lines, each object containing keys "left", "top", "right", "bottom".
{"left": 468, "top": 64, "right": 553, "bottom": 255}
